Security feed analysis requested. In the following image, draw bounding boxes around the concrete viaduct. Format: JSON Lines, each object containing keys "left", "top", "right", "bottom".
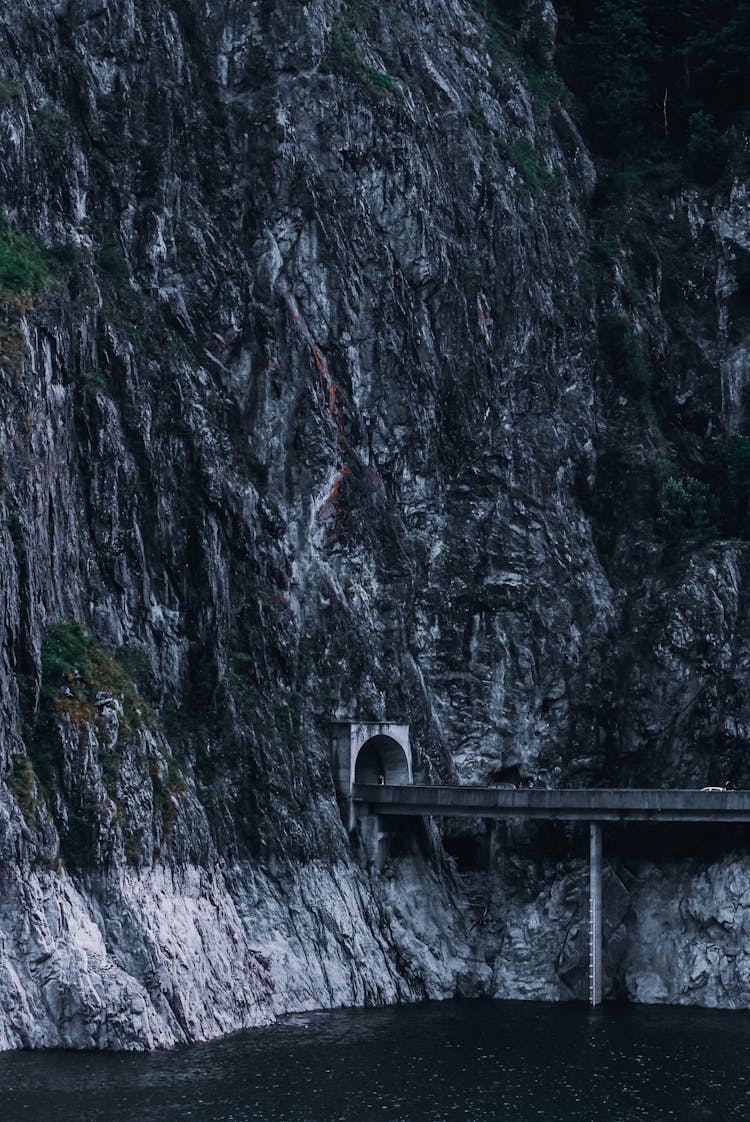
{"left": 331, "top": 721, "right": 750, "bottom": 1006}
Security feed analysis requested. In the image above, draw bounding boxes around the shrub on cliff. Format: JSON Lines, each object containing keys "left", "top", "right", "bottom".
{"left": 709, "top": 435, "right": 750, "bottom": 538}
{"left": 600, "top": 312, "right": 652, "bottom": 401}
{"left": 657, "top": 474, "right": 719, "bottom": 544}
{"left": 0, "top": 213, "right": 82, "bottom": 308}
{"left": 687, "top": 110, "right": 728, "bottom": 184}
{"left": 39, "top": 623, "right": 153, "bottom": 735}
{"left": 0, "top": 214, "right": 53, "bottom": 302}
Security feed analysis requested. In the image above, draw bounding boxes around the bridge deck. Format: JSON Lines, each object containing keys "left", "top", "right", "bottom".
{"left": 351, "top": 784, "right": 750, "bottom": 823}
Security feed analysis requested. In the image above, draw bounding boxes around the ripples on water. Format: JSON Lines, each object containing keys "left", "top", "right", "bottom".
{"left": 2, "top": 999, "right": 749, "bottom": 1121}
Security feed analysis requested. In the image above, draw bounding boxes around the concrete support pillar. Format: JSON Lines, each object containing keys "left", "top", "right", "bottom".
{"left": 487, "top": 820, "right": 498, "bottom": 870}
{"left": 357, "top": 811, "right": 383, "bottom": 865}
{"left": 589, "top": 822, "right": 603, "bottom": 1006}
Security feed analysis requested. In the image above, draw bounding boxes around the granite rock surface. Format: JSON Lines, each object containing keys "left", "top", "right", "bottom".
{"left": 1, "top": 0, "right": 750, "bottom": 1048}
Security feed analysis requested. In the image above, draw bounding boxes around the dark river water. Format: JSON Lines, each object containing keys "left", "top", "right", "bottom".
{"left": 2, "top": 999, "right": 749, "bottom": 1122}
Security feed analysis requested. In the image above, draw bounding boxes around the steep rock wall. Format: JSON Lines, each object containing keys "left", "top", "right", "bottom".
{"left": 0, "top": 0, "right": 749, "bottom": 1048}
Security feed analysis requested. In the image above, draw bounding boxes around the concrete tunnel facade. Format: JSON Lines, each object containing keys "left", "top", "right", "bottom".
{"left": 330, "top": 722, "right": 413, "bottom": 805}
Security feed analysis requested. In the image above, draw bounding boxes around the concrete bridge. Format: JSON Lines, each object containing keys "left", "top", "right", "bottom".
{"left": 331, "top": 722, "right": 750, "bottom": 1006}
{"left": 352, "top": 783, "right": 750, "bottom": 823}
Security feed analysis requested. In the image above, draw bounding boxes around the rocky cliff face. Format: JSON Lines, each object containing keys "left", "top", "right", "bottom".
{"left": 1, "top": 0, "right": 750, "bottom": 1050}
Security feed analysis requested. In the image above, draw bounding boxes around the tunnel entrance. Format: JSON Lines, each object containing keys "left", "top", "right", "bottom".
{"left": 354, "top": 734, "right": 411, "bottom": 786}
{"left": 330, "top": 721, "right": 413, "bottom": 828}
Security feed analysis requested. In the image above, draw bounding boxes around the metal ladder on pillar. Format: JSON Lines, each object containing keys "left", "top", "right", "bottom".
{"left": 589, "top": 822, "right": 602, "bottom": 1006}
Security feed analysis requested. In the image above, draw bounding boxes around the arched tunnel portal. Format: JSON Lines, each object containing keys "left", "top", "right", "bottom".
{"left": 354, "top": 734, "right": 411, "bottom": 786}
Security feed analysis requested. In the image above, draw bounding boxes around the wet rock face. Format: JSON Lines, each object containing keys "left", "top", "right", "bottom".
{"left": 1, "top": 0, "right": 750, "bottom": 1047}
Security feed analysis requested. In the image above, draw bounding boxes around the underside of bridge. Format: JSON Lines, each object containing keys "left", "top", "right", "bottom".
{"left": 351, "top": 783, "right": 750, "bottom": 1007}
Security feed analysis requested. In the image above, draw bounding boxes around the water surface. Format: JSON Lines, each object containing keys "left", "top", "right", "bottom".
{"left": 2, "top": 999, "right": 749, "bottom": 1121}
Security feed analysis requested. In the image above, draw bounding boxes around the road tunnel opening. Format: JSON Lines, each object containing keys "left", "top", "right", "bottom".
{"left": 487, "top": 764, "right": 521, "bottom": 787}
{"left": 354, "top": 734, "right": 410, "bottom": 785}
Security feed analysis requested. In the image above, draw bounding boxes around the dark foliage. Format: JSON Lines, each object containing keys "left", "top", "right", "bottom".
{"left": 600, "top": 311, "right": 652, "bottom": 401}
{"left": 657, "top": 473, "right": 719, "bottom": 543}
{"left": 657, "top": 436, "right": 750, "bottom": 544}
{"left": 560, "top": 0, "right": 748, "bottom": 175}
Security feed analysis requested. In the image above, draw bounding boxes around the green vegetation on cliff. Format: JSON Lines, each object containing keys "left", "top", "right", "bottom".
{"left": 18, "top": 622, "right": 154, "bottom": 800}
{"left": 38, "top": 621, "right": 152, "bottom": 734}
{"left": 656, "top": 437, "right": 750, "bottom": 545}
{"left": 0, "top": 213, "right": 80, "bottom": 307}
{"left": 561, "top": 0, "right": 749, "bottom": 181}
